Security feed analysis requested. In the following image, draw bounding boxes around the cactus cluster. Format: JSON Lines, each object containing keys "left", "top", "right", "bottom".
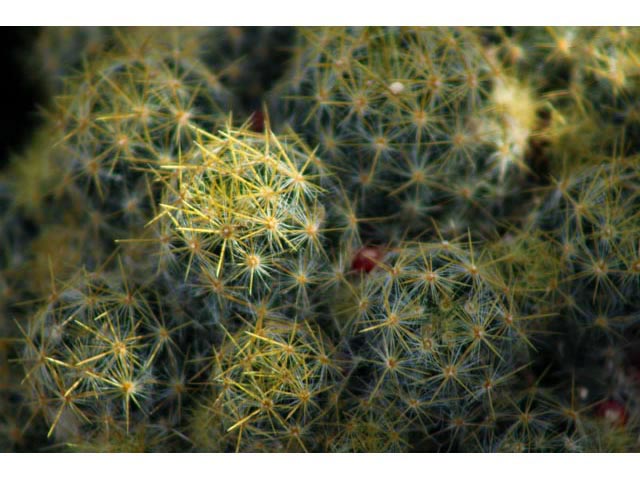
{"left": 1, "top": 26, "right": 640, "bottom": 452}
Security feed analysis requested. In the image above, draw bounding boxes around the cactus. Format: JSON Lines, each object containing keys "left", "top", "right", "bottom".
{"left": 189, "top": 318, "right": 341, "bottom": 452}
{"left": 491, "top": 27, "right": 640, "bottom": 169}
{"left": 324, "top": 235, "right": 538, "bottom": 451}
{"left": 3, "top": 26, "right": 640, "bottom": 453}
{"left": 156, "top": 121, "right": 330, "bottom": 295}
{"left": 18, "top": 258, "right": 183, "bottom": 445}
{"left": 272, "top": 27, "right": 544, "bottom": 239}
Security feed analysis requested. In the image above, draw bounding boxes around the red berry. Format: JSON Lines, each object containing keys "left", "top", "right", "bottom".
{"left": 596, "top": 400, "right": 628, "bottom": 427}
{"left": 249, "top": 110, "right": 265, "bottom": 132}
{"left": 351, "top": 246, "right": 385, "bottom": 273}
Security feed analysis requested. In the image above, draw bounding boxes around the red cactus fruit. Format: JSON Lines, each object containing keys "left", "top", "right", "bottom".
{"left": 596, "top": 399, "right": 628, "bottom": 427}
{"left": 351, "top": 246, "right": 385, "bottom": 273}
{"left": 249, "top": 110, "right": 265, "bottom": 132}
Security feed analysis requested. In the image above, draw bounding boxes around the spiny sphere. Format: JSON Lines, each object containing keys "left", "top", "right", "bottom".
{"left": 19, "top": 261, "right": 188, "bottom": 445}
{"left": 275, "top": 27, "right": 540, "bottom": 238}
{"left": 157, "top": 123, "right": 332, "bottom": 305}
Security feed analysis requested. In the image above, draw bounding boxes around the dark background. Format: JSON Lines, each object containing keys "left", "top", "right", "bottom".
{"left": 0, "top": 28, "right": 47, "bottom": 170}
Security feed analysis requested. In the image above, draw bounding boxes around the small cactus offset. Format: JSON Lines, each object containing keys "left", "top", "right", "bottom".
{"left": 2, "top": 26, "right": 640, "bottom": 453}
{"left": 189, "top": 318, "right": 342, "bottom": 452}
{"left": 156, "top": 121, "right": 330, "bottom": 293}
